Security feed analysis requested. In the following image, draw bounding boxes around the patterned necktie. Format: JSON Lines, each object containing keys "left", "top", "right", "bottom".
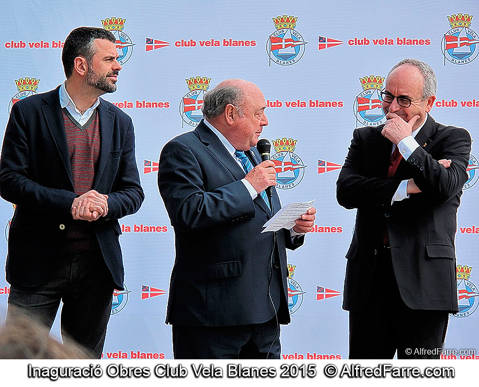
{"left": 234, "top": 150, "right": 271, "bottom": 210}
{"left": 384, "top": 145, "right": 403, "bottom": 245}
{"left": 387, "top": 146, "right": 403, "bottom": 177}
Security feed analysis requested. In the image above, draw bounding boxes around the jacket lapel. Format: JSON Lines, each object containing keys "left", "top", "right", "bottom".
{"left": 196, "top": 121, "right": 273, "bottom": 216}
{"left": 413, "top": 115, "right": 436, "bottom": 152}
{"left": 247, "top": 148, "right": 273, "bottom": 216}
{"left": 41, "top": 87, "right": 74, "bottom": 188}
{"left": 196, "top": 121, "right": 245, "bottom": 181}
{"left": 93, "top": 99, "right": 114, "bottom": 188}
{"left": 395, "top": 115, "right": 437, "bottom": 177}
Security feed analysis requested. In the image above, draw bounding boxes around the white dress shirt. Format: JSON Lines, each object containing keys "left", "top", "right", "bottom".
{"left": 59, "top": 83, "right": 100, "bottom": 126}
{"left": 391, "top": 115, "right": 427, "bottom": 203}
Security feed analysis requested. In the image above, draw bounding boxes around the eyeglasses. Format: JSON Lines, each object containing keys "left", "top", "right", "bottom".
{"left": 380, "top": 90, "right": 423, "bottom": 108}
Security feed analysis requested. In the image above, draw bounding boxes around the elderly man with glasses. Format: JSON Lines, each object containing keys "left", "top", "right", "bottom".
{"left": 336, "top": 59, "right": 471, "bottom": 359}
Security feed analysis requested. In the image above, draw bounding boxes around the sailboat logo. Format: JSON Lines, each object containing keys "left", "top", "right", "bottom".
{"left": 271, "top": 138, "right": 306, "bottom": 190}
{"left": 353, "top": 75, "right": 386, "bottom": 128}
{"left": 101, "top": 17, "right": 135, "bottom": 65}
{"left": 111, "top": 286, "right": 131, "bottom": 315}
{"left": 4, "top": 204, "right": 15, "bottom": 242}
{"left": 179, "top": 76, "right": 211, "bottom": 127}
{"left": 287, "top": 264, "right": 305, "bottom": 314}
{"left": 442, "top": 13, "right": 479, "bottom": 65}
{"left": 8, "top": 77, "right": 39, "bottom": 114}
{"left": 266, "top": 15, "right": 307, "bottom": 66}
{"left": 453, "top": 265, "right": 479, "bottom": 318}
{"left": 464, "top": 154, "right": 479, "bottom": 190}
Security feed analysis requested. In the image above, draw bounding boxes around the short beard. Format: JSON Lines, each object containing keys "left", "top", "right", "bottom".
{"left": 86, "top": 67, "right": 117, "bottom": 93}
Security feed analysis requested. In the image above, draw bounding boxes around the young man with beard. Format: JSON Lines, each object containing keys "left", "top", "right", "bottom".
{"left": 0, "top": 27, "right": 144, "bottom": 358}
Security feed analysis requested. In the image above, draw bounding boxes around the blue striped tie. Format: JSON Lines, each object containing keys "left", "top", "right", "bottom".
{"left": 235, "top": 150, "right": 271, "bottom": 210}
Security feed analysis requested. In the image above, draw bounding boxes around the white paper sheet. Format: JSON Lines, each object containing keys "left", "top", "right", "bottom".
{"left": 262, "top": 200, "right": 314, "bottom": 233}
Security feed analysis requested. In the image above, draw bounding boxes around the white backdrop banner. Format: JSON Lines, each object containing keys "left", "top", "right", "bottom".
{"left": 0, "top": 0, "right": 478, "bottom": 360}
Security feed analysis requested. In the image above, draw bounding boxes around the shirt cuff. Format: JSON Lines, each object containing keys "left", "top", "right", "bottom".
{"left": 391, "top": 179, "right": 410, "bottom": 204}
{"left": 290, "top": 228, "right": 306, "bottom": 237}
{"left": 241, "top": 179, "right": 258, "bottom": 200}
{"left": 398, "top": 135, "right": 419, "bottom": 160}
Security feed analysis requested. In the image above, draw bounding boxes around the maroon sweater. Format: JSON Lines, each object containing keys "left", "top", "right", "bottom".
{"left": 62, "top": 109, "right": 100, "bottom": 195}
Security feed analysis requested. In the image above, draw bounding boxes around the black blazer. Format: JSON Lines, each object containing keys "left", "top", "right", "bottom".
{"left": 337, "top": 115, "right": 471, "bottom": 312}
{"left": 0, "top": 87, "right": 144, "bottom": 289}
{"left": 158, "top": 121, "right": 303, "bottom": 326}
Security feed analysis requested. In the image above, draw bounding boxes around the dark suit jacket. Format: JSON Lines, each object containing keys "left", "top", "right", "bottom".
{"left": 0, "top": 87, "right": 144, "bottom": 290}
{"left": 158, "top": 120, "right": 303, "bottom": 327}
{"left": 337, "top": 115, "right": 471, "bottom": 313}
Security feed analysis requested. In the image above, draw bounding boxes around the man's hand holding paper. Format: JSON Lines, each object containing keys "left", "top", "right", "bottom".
{"left": 262, "top": 200, "right": 316, "bottom": 233}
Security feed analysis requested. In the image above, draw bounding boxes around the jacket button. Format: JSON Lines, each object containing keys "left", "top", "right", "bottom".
{"left": 59, "top": 224, "right": 66, "bottom": 231}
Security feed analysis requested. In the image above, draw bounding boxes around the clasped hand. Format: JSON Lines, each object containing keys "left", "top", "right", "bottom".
{"left": 71, "top": 190, "right": 108, "bottom": 222}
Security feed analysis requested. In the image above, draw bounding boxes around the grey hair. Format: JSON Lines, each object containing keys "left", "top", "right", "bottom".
{"left": 202, "top": 85, "right": 244, "bottom": 118}
{"left": 389, "top": 58, "right": 437, "bottom": 98}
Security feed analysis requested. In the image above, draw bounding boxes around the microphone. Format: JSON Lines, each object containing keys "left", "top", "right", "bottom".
{"left": 257, "top": 139, "right": 273, "bottom": 199}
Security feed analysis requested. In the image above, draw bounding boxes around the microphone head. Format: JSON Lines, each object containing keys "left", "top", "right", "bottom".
{"left": 257, "top": 139, "right": 271, "bottom": 155}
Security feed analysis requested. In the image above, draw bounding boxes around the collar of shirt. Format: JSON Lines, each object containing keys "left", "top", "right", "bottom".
{"left": 203, "top": 119, "right": 243, "bottom": 164}
{"left": 394, "top": 113, "right": 430, "bottom": 162}
{"left": 411, "top": 113, "right": 428, "bottom": 139}
{"left": 59, "top": 83, "right": 100, "bottom": 126}
{"left": 393, "top": 113, "right": 427, "bottom": 154}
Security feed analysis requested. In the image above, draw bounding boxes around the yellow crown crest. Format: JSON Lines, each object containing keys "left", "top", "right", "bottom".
{"left": 457, "top": 265, "right": 472, "bottom": 280}
{"left": 288, "top": 264, "right": 296, "bottom": 279}
{"left": 273, "top": 138, "right": 297, "bottom": 153}
{"left": 448, "top": 13, "right": 473, "bottom": 28}
{"left": 273, "top": 15, "right": 298, "bottom": 30}
{"left": 186, "top": 76, "right": 211, "bottom": 91}
{"left": 360, "top": 75, "right": 384, "bottom": 90}
{"left": 101, "top": 17, "right": 125, "bottom": 31}
{"left": 15, "top": 77, "right": 39, "bottom": 93}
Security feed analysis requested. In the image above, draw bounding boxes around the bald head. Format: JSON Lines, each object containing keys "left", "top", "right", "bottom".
{"left": 202, "top": 79, "right": 259, "bottom": 119}
{"left": 201, "top": 79, "right": 268, "bottom": 150}
{"left": 388, "top": 58, "right": 436, "bottom": 98}
{"left": 382, "top": 59, "right": 437, "bottom": 131}
{"left": 216, "top": 79, "right": 258, "bottom": 92}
